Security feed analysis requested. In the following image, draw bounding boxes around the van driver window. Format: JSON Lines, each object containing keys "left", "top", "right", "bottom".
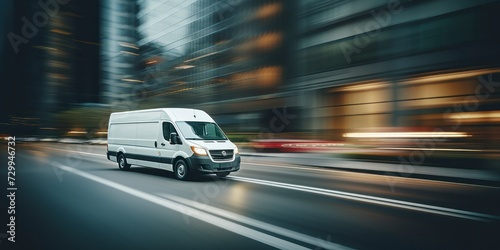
{"left": 163, "top": 122, "right": 178, "bottom": 141}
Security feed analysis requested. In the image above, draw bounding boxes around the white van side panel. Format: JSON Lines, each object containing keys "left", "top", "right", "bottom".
{"left": 108, "top": 123, "right": 137, "bottom": 146}
{"left": 136, "top": 110, "right": 162, "bottom": 121}
{"left": 127, "top": 122, "right": 159, "bottom": 168}
{"left": 108, "top": 111, "right": 162, "bottom": 169}
{"left": 135, "top": 122, "right": 158, "bottom": 148}
{"left": 111, "top": 112, "right": 138, "bottom": 123}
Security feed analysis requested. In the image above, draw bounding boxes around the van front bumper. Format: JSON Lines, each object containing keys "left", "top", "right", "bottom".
{"left": 187, "top": 155, "right": 241, "bottom": 174}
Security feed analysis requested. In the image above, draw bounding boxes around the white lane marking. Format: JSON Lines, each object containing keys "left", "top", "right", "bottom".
{"left": 32, "top": 145, "right": 106, "bottom": 157}
{"left": 42, "top": 149, "right": 500, "bottom": 189}
{"left": 159, "top": 193, "right": 353, "bottom": 250}
{"left": 71, "top": 151, "right": 105, "bottom": 157}
{"left": 246, "top": 162, "right": 338, "bottom": 173}
{"left": 38, "top": 146, "right": 499, "bottom": 218}
{"left": 227, "top": 176, "right": 500, "bottom": 222}
{"left": 244, "top": 162, "right": 500, "bottom": 189}
{"left": 50, "top": 162, "right": 312, "bottom": 250}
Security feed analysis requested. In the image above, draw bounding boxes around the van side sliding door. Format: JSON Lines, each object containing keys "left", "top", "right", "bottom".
{"left": 132, "top": 122, "right": 160, "bottom": 168}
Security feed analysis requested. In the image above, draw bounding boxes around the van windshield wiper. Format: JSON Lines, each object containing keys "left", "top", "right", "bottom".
{"left": 185, "top": 138, "right": 204, "bottom": 140}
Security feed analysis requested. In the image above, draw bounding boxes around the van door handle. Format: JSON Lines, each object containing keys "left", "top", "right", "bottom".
{"left": 154, "top": 141, "right": 157, "bottom": 148}
{"left": 161, "top": 143, "right": 165, "bottom": 146}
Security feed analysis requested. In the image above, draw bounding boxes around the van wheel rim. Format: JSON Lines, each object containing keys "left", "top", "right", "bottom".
{"left": 177, "top": 164, "right": 185, "bottom": 177}
{"left": 119, "top": 157, "right": 125, "bottom": 168}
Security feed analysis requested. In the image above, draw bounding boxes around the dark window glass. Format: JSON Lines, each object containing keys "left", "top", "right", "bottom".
{"left": 162, "top": 122, "right": 178, "bottom": 141}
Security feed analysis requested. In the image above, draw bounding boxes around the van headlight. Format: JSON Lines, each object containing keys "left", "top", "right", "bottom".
{"left": 190, "top": 146, "right": 207, "bottom": 156}
{"left": 234, "top": 146, "right": 239, "bottom": 154}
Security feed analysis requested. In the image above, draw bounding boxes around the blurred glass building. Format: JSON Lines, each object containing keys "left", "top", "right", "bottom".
{"left": 292, "top": 0, "right": 500, "bottom": 145}
{"left": 135, "top": 0, "right": 296, "bottom": 131}
{"left": 101, "top": 0, "right": 140, "bottom": 105}
{"left": 1, "top": 0, "right": 101, "bottom": 135}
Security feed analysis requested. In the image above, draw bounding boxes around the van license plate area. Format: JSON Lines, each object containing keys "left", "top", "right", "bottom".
{"left": 219, "top": 163, "right": 233, "bottom": 169}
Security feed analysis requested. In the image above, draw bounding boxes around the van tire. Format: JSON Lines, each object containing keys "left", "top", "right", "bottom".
{"left": 174, "top": 159, "right": 189, "bottom": 180}
{"left": 117, "top": 154, "right": 131, "bottom": 171}
{"left": 216, "top": 172, "right": 230, "bottom": 177}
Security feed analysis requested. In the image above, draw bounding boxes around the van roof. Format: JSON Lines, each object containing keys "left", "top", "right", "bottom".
{"left": 110, "top": 108, "right": 214, "bottom": 123}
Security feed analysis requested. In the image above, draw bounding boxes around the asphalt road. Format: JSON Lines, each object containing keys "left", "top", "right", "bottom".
{"left": 1, "top": 143, "right": 499, "bottom": 249}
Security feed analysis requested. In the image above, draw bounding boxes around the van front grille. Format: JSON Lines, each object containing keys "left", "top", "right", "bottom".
{"left": 209, "top": 150, "right": 234, "bottom": 160}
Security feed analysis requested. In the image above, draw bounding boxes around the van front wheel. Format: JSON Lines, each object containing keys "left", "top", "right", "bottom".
{"left": 174, "top": 159, "right": 189, "bottom": 180}
{"left": 117, "top": 154, "right": 131, "bottom": 171}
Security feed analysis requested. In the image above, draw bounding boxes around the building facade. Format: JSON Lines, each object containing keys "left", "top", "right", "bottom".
{"left": 292, "top": 0, "right": 500, "bottom": 141}
{"left": 136, "top": 0, "right": 296, "bottom": 132}
{"left": 101, "top": 0, "right": 141, "bottom": 106}
{"left": 101, "top": 0, "right": 500, "bottom": 145}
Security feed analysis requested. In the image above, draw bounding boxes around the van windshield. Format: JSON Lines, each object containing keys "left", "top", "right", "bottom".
{"left": 176, "top": 121, "right": 228, "bottom": 140}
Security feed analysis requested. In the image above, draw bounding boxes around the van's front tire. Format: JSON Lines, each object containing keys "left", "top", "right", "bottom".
{"left": 174, "top": 159, "right": 189, "bottom": 180}
{"left": 117, "top": 154, "right": 131, "bottom": 171}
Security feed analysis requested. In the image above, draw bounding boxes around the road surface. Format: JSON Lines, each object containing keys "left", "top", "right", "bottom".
{"left": 1, "top": 143, "right": 499, "bottom": 249}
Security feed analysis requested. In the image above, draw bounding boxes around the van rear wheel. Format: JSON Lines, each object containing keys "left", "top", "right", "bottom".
{"left": 117, "top": 154, "right": 131, "bottom": 171}
{"left": 174, "top": 159, "right": 189, "bottom": 180}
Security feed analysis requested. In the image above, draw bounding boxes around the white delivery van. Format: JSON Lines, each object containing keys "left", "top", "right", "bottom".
{"left": 106, "top": 108, "right": 240, "bottom": 180}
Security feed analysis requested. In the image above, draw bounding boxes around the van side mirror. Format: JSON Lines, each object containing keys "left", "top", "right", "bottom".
{"left": 170, "top": 132, "right": 181, "bottom": 145}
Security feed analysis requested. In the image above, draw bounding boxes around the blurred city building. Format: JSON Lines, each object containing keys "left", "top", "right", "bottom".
{"left": 134, "top": 0, "right": 297, "bottom": 132}
{"left": 1, "top": 0, "right": 101, "bottom": 135}
{"left": 117, "top": 0, "right": 500, "bottom": 147}
{"left": 101, "top": 0, "right": 141, "bottom": 105}
{"left": 292, "top": 0, "right": 500, "bottom": 147}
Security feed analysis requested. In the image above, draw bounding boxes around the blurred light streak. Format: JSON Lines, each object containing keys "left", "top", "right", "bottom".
{"left": 175, "top": 65, "right": 195, "bottom": 69}
{"left": 121, "top": 78, "right": 144, "bottom": 83}
{"left": 50, "top": 29, "right": 72, "bottom": 35}
{"left": 378, "top": 148, "right": 482, "bottom": 152}
{"left": 32, "top": 46, "right": 58, "bottom": 51}
{"left": 336, "top": 81, "right": 388, "bottom": 91}
{"left": 119, "top": 42, "right": 139, "bottom": 49}
{"left": 255, "top": 2, "right": 282, "bottom": 20}
{"left": 184, "top": 52, "right": 219, "bottom": 63}
{"left": 343, "top": 132, "right": 470, "bottom": 138}
{"left": 404, "top": 69, "right": 500, "bottom": 84}
{"left": 73, "top": 39, "right": 100, "bottom": 46}
{"left": 120, "top": 51, "right": 139, "bottom": 56}
{"left": 68, "top": 131, "right": 86, "bottom": 134}
{"left": 449, "top": 111, "right": 500, "bottom": 121}
{"left": 257, "top": 32, "right": 282, "bottom": 51}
